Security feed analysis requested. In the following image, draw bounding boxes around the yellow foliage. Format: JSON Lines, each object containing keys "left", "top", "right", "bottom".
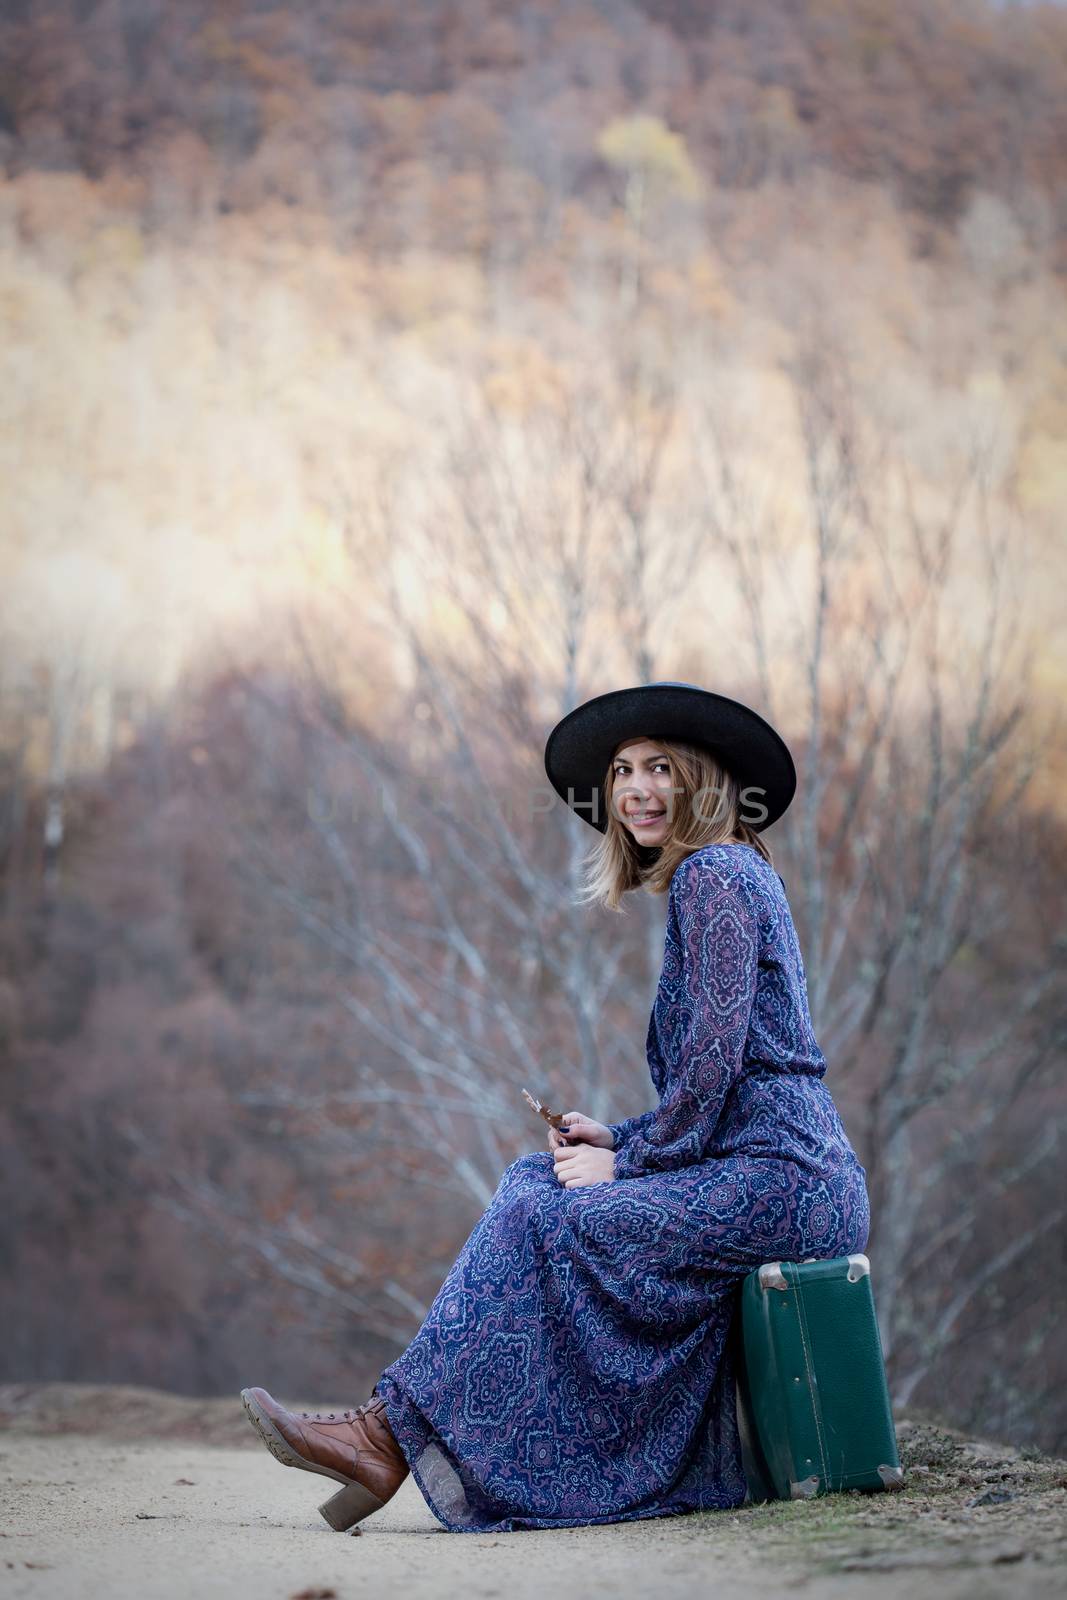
{"left": 295, "top": 505, "right": 351, "bottom": 590}
{"left": 1017, "top": 362, "right": 1067, "bottom": 516}
{"left": 413, "top": 308, "right": 484, "bottom": 364}
{"left": 687, "top": 256, "right": 735, "bottom": 321}
{"left": 596, "top": 114, "right": 701, "bottom": 200}
{"left": 196, "top": 21, "right": 239, "bottom": 66}
{"left": 1016, "top": 431, "right": 1067, "bottom": 517}
{"left": 78, "top": 223, "right": 144, "bottom": 276}
{"left": 377, "top": 253, "right": 484, "bottom": 329}
{"left": 482, "top": 337, "right": 567, "bottom": 416}
{"left": 195, "top": 24, "right": 300, "bottom": 91}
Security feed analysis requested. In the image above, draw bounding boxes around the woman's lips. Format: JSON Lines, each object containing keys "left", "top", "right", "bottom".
{"left": 629, "top": 810, "right": 666, "bottom": 827}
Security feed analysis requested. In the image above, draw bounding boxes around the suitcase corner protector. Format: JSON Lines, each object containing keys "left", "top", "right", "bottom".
{"left": 878, "top": 1464, "right": 906, "bottom": 1490}
{"left": 757, "top": 1262, "right": 788, "bottom": 1292}
{"left": 846, "top": 1253, "right": 871, "bottom": 1281}
{"left": 789, "top": 1474, "right": 821, "bottom": 1499}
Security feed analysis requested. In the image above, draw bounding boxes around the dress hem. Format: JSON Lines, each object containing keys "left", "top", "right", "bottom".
{"left": 374, "top": 1372, "right": 746, "bottom": 1533}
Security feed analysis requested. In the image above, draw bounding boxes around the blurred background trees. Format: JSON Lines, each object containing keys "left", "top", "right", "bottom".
{"left": 0, "top": 0, "right": 1064, "bottom": 1451}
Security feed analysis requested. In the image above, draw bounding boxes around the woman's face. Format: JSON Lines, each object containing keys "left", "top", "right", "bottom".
{"left": 610, "top": 739, "right": 675, "bottom": 845}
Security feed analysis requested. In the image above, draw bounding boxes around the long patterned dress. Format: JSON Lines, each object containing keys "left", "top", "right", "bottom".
{"left": 373, "top": 842, "right": 870, "bottom": 1531}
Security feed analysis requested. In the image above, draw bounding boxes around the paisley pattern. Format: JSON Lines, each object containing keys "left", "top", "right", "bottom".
{"left": 374, "top": 843, "right": 870, "bottom": 1531}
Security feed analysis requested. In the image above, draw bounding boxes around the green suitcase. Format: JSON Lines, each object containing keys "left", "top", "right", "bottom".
{"left": 734, "top": 1253, "right": 905, "bottom": 1501}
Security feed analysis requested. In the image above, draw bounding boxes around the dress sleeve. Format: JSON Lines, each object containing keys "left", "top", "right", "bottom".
{"left": 608, "top": 1109, "right": 658, "bottom": 1150}
{"left": 612, "top": 858, "right": 760, "bottom": 1180}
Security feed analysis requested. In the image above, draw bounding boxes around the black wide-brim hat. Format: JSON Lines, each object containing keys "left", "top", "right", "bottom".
{"left": 543, "top": 681, "right": 796, "bottom": 834}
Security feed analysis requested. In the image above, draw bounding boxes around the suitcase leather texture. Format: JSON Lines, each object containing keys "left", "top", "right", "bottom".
{"left": 736, "top": 1254, "right": 904, "bottom": 1501}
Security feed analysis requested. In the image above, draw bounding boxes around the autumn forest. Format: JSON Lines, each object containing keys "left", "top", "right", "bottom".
{"left": 1, "top": 0, "right": 1066, "bottom": 1453}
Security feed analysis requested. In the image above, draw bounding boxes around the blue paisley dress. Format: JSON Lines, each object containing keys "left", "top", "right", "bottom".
{"left": 374, "top": 842, "right": 870, "bottom": 1531}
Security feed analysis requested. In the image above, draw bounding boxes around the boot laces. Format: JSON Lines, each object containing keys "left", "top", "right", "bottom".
{"left": 300, "top": 1396, "right": 386, "bottom": 1425}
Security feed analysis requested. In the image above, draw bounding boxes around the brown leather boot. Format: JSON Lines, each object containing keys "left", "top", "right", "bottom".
{"left": 240, "top": 1386, "right": 409, "bottom": 1531}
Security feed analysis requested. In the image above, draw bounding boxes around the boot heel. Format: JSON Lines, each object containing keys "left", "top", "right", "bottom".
{"left": 318, "top": 1478, "right": 386, "bottom": 1531}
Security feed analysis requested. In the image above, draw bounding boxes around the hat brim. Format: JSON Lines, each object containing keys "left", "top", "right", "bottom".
{"left": 543, "top": 681, "right": 796, "bottom": 835}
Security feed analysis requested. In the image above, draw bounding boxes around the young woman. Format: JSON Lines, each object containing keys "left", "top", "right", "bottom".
{"left": 241, "top": 681, "right": 870, "bottom": 1533}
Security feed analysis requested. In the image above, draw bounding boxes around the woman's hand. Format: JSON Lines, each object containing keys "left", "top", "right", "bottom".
{"left": 553, "top": 1143, "right": 617, "bottom": 1188}
{"left": 547, "top": 1111, "right": 614, "bottom": 1152}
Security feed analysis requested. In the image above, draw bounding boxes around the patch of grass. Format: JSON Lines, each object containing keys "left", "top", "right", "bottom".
{"left": 683, "top": 1416, "right": 1067, "bottom": 1579}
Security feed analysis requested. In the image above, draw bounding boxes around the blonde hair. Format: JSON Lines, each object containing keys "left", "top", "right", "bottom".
{"left": 573, "top": 737, "right": 774, "bottom": 912}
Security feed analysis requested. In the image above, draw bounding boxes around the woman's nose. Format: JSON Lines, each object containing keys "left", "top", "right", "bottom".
{"left": 623, "top": 784, "right": 651, "bottom": 806}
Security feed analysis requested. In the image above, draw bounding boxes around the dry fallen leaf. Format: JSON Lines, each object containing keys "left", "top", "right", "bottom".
{"left": 521, "top": 1087, "right": 566, "bottom": 1128}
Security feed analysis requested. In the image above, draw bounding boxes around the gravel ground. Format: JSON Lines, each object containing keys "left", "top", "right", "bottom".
{"left": 0, "top": 1386, "right": 1064, "bottom": 1600}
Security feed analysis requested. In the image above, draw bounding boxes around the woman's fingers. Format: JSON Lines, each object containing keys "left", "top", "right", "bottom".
{"left": 553, "top": 1152, "right": 583, "bottom": 1185}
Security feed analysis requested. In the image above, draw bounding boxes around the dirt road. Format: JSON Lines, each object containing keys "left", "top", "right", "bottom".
{"left": 0, "top": 1386, "right": 1064, "bottom": 1600}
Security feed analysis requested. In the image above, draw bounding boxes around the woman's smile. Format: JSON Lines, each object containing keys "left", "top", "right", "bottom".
{"left": 613, "top": 739, "right": 675, "bottom": 838}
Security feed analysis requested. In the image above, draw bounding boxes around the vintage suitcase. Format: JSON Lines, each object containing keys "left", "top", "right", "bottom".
{"left": 734, "top": 1253, "right": 905, "bottom": 1501}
